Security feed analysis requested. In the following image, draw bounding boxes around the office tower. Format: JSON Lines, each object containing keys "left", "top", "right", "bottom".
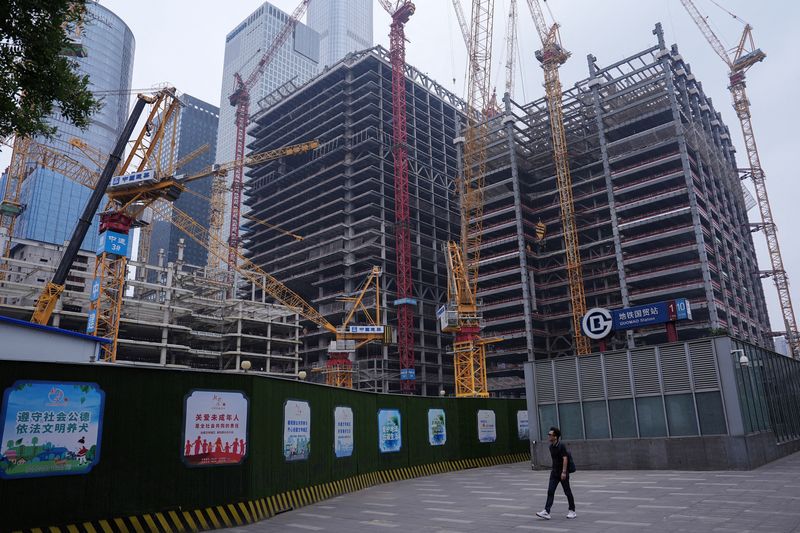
{"left": 14, "top": 1, "right": 135, "bottom": 251}
{"left": 216, "top": 2, "right": 320, "bottom": 244}
{"left": 308, "top": 0, "right": 373, "bottom": 67}
{"left": 149, "top": 94, "right": 219, "bottom": 268}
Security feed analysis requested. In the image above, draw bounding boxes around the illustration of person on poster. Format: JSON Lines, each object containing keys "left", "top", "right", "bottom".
{"left": 0, "top": 381, "right": 105, "bottom": 479}
{"left": 182, "top": 390, "right": 248, "bottom": 467}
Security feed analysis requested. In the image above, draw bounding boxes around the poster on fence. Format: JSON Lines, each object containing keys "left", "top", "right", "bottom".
{"left": 182, "top": 390, "right": 248, "bottom": 467}
{"left": 378, "top": 409, "right": 401, "bottom": 453}
{"left": 477, "top": 409, "right": 496, "bottom": 443}
{"left": 284, "top": 400, "right": 311, "bottom": 461}
{"left": 0, "top": 381, "right": 105, "bottom": 479}
{"left": 517, "top": 410, "right": 529, "bottom": 440}
{"left": 428, "top": 408, "right": 446, "bottom": 446}
{"left": 334, "top": 406, "right": 354, "bottom": 458}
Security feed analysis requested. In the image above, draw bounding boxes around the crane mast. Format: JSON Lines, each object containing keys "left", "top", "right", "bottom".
{"left": 378, "top": 0, "right": 417, "bottom": 393}
{"left": 525, "top": 0, "right": 590, "bottom": 355}
{"left": 505, "top": 0, "right": 518, "bottom": 97}
{"left": 223, "top": 0, "right": 312, "bottom": 270}
{"left": 441, "top": 0, "right": 495, "bottom": 398}
{"left": 679, "top": 0, "right": 798, "bottom": 357}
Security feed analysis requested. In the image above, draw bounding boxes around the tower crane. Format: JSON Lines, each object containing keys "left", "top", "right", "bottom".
{"left": 37, "top": 133, "right": 383, "bottom": 377}
{"left": 678, "top": 0, "right": 798, "bottom": 357}
{"left": 440, "top": 0, "right": 495, "bottom": 398}
{"left": 504, "top": 0, "right": 518, "bottom": 98}
{"left": 377, "top": 0, "right": 417, "bottom": 393}
{"left": 223, "top": 0, "right": 311, "bottom": 270}
{"left": 0, "top": 136, "right": 33, "bottom": 276}
{"left": 525, "top": 0, "right": 591, "bottom": 355}
{"left": 81, "top": 139, "right": 318, "bottom": 362}
{"left": 30, "top": 87, "right": 179, "bottom": 328}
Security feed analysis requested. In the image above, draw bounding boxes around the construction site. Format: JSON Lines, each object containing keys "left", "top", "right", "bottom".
{"left": 0, "top": 0, "right": 796, "bottom": 399}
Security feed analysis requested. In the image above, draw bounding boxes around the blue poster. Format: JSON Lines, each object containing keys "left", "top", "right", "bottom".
{"left": 378, "top": 409, "right": 401, "bottom": 453}
{"left": 283, "top": 400, "right": 311, "bottom": 461}
{"left": 428, "top": 409, "right": 446, "bottom": 446}
{"left": 0, "top": 381, "right": 105, "bottom": 479}
{"left": 334, "top": 406, "right": 354, "bottom": 458}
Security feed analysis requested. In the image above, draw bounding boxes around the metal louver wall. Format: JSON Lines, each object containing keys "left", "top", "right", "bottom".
{"left": 631, "top": 348, "right": 660, "bottom": 395}
{"left": 659, "top": 344, "right": 691, "bottom": 393}
{"left": 604, "top": 351, "right": 632, "bottom": 397}
{"left": 555, "top": 358, "right": 579, "bottom": 402}
{"left": 535, "top": 360, "right": 555, "bottom": 403}
{"left": 527, "top": 339, "right": 729, "bottom": 440}
{"left": 579, "top": 356, "right": 605, "bottom": 400}
{"left": 689, "top": 340, "right": 720, "bottom": 390}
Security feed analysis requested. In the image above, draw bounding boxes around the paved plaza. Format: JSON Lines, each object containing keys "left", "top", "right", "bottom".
{"left": 225, "top": 451, "right": 800, "bottom": 533}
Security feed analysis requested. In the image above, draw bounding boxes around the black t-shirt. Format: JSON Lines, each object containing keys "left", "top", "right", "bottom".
{"left": 549, "top": 440, "right": 567, "bottom": 472}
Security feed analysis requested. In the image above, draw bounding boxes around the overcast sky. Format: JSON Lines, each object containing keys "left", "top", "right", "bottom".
{"left": 3, "top": 0, "right": 798, "bottom": 335}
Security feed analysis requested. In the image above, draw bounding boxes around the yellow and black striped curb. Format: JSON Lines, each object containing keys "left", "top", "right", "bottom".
{"left": 11, "top": 452, "right": 530, "bottom": 533}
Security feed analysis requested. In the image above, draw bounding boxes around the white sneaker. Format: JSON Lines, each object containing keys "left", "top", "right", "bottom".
{"left": 567, "top": 510, "right": 577, "bottom": 519}
{"left": 536, "top": 510, "right": 551, "bottom": 520}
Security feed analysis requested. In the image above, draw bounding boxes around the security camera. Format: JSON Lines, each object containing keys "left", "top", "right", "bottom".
{"left": 732, "top": 349, "right": 749, "bottom": 367}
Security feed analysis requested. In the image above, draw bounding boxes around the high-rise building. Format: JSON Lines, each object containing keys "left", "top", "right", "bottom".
{"left": 216, "top": 2, "right": 320, "bottom": 243}
{"left": 149, "top": 94, "right": 219, "bottom": 268}
{"left": 470, "top": 25, "right": 771, "bottom": 395}
{"left": 308, "top": 0, "right": 373, "bottom": 68}
{"left": 245, "top": 47, "right": 464, "bottom": 395}
{"left": 13, "top": 2, "right": 134, "bottom": 251}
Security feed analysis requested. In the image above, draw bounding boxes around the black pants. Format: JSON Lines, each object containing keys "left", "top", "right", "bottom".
{"left": 545, "top": 470, "right": 575, "bottom": 512}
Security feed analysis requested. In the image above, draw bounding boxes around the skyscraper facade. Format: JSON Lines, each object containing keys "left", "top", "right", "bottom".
{"left": 216, "top": 2, "right": 320, "bottom": 245}
{"left": 149, "top": 94, "right": 219, "bottom": 268}
{"left": 308, "top": 0, "right": 373, "bottom": 68}
{"left": 15, "top": 2, "right": 135, "bottom": 251}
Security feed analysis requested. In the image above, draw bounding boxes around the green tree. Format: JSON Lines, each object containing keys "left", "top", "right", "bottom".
{"left": 0, "top": 0, "right": 99, "bottom": 138}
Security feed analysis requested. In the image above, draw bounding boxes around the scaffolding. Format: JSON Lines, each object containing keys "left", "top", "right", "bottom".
{"left": 0, "top": 236, "right": 301, "bottom": 374}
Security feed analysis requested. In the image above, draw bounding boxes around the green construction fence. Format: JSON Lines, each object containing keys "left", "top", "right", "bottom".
{"left": 0, "top": 360, "right": 529, "bottom": 531}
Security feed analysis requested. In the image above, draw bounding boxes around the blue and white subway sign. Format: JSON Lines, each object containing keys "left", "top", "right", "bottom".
{"left": 109, "top": 169, "right": 156, "bottom": 189}
{"left": 96, "top": 230, "right": 130, "bottom": 257}
{"left": 613, "top": 298, "right": 692, "bottom": 330}
{"left": 582, "top": 299, "right": 693, "bottom": 339}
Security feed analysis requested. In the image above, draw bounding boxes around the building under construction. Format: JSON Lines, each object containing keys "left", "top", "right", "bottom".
{"left": 0, "top": 26, "right": 774, "bottom": 397}
{"left": 245, "top": 46, "right": 464, "bottom": 395}
{"left": 240, "top": 26, "right": 771, "bottom": 396}
{"left": 0, "top": 237, "right": 301, "bottom": 374}
{"left": 475, "top": 25, "right": 771, "bottom": 395}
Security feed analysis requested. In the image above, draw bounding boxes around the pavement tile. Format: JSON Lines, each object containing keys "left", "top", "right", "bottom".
{"left": 225, "top": 452, "right": 800, "bottom": 532}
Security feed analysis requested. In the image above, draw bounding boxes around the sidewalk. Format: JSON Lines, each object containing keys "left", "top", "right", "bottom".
{"left": 225, "top": 451, "right": 800, "bottom": 532}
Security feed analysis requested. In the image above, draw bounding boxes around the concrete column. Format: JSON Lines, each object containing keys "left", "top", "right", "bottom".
{"left": 587, "top": 54, "right": 633, "bottom": 349}
{"left": 655, "top": 26, "right": 719, "bottom": 328}
{"left": 502, "top": 93, "right": 535, "bottom": 362}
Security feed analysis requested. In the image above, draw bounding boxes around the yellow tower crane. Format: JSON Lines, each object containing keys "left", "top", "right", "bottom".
{"left": 678, "top": 0, "right": 798, "bottom": 357}
{"left": 441, "top": 0, "right": 496, "bottom": 398}
{"left": 525, "top": 0, "right": 591, "bottom": 355}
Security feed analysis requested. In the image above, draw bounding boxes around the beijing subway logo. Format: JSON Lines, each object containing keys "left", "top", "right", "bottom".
{"left": 581, "top": 307, "right": 613, "bottom": 340}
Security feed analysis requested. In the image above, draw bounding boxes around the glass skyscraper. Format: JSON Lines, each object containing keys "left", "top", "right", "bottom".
{"left": 148, "top": 94, "right": 219, "bottom": 268}
{"left": 308, "top": 0, "right": 373, "bottom": 68}
{"left": 14, "top": 1, "right": 135, "bottom": 251}
{"left": 216, "top": 2, "right": 320, "bottom": 245}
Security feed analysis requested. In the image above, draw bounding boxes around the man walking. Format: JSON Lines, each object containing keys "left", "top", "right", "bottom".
{"left": 536, "top": 426, "right": 576, "bottom": 520}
